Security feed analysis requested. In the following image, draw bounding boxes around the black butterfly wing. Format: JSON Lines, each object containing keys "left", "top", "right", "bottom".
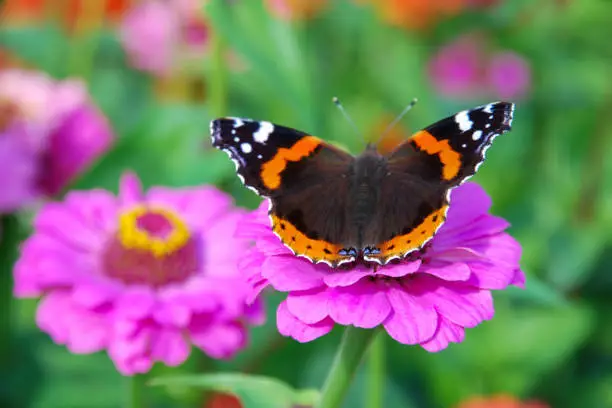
{"left": 211, "top": 118, "right": 356, "bottom": 266}
{"left": 363, "top": 102, "right": 515, "bottom": 264}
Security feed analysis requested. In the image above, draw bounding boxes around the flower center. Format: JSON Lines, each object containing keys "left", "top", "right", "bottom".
{"left": 118, "top": 205, "right": 190, "bottom": 258}
{"left": 103, "top": 205, "right": 200, "bottom": 287}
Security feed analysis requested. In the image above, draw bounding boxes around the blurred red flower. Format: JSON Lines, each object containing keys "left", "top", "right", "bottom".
{"left": 356, "top": 0, "right": 499, "bottom": 30}
{"left": 458, "top": 394, "right": 549, "bottom": 408}
{"left": 265, "top": 0, "right": 328, "bottom": 20}
{"left": 1, "top": 0, "right": 131, "bottom": 30}
{"left": 205, "top": 393, "right": 243, "bottom": 408}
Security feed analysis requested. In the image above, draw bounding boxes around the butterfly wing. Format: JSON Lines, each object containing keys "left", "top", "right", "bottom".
{"left": 363, "top": 101, "right": 515, "bottom": 264}
{"left": 211, "top": 118, "right": 357, "bottom": 266}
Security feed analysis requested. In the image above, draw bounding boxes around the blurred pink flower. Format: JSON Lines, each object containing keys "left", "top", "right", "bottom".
{"left": 428, "top": 35, "right": 484, "bottom": 98}
{"left": 487, "top": 51, "right": 532, "bottom": 101}
{"left": 15, "top": 172, "right": 264, "bottom": 375}
{"left": 241, "top": 183, "right": 524, "bottom": 350}
{"left": 428, "top": 34, "right": 531, "bottom": 100}
{"left": 0, "top": 69, "right": 114, "bottom": 212}
{"left": 120, "top": 0, "right": 209, "bottom": 76}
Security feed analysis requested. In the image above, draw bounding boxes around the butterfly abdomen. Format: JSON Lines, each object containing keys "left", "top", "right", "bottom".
{"left": 347, "top": 153, "right": 387, "bottom": 247}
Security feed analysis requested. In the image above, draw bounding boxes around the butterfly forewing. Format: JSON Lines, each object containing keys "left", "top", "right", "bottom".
{"left": 211, "top": 117, "right": 357, "bottom": 266}
{"left": 362, "top": 101, "right": 515, "bottom": 264}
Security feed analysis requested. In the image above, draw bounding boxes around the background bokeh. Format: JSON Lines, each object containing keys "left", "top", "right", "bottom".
{"left": 1, "top": 0, "right": 611, "bottom": 407}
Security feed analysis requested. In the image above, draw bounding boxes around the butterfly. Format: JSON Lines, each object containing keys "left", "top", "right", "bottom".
{"left": 211, "top": 102, "right": 514, "bottom": 267}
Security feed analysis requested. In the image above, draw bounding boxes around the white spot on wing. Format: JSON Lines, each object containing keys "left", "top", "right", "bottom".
{"left": 254, "top": 121, "right": 274, "bottom": 143}
{"left": 241, "top": 143, "right": 252, "bottom": 153}
{"left": 233, "top": 136, "right": 239, "bottom": 142}
{"left": 483, "top": 103, "right": 494, "bottom": 114}
{"left": 455, "top": 110, "right": 473, "bottom": 132}
{"left": 472, "top": 130, "right": 483, "bottom": 140}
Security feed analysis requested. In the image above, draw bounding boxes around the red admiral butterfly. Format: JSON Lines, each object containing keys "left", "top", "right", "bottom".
{"left": 211, "top": 102, "right": 514, "bottom": 267}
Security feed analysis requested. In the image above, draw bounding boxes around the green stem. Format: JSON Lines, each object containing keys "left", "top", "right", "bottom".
{"left": 366, "top": 331, "right": 385, "bottom": 408}
{"left": 209, "top": 30, "right": 228, "bottom": 119}
{"left": 316, "top": 327, "right": 378, "bottom": 408}
{"left": 126, "top": 374, "right": 145, "bottom": 408}
{"left": 0, "top": 214, "right": 19, "bottom": 363}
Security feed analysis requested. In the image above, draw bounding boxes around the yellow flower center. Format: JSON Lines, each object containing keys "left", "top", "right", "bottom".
{"left": 118, "top": 205, "right": 190, "bottom": 258}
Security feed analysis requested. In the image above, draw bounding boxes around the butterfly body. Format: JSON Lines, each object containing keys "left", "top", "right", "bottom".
{"left": 211, "top": 102, "right": 514, "bottom": 267}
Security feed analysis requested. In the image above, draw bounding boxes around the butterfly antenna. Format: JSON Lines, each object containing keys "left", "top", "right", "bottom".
{"left": 332, "top": 97, "right": 364, "bottom": 141}
{"left": 376, "top": 98, "right": 419, "bottom": 145}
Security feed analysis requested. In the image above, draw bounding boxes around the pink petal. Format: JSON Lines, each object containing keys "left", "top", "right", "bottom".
{"left": 109, "top": 323, "right": 153, "bottom": 375}
{"left": 190, "top": 320, "right": 246, "bottom": 359}
{"left": 420, "top": 261, "right": 471, "bottom": 282}
{"left": 63, "top": 189, "right": 118, "bottom": 234}
{"left": 115, "top": 287, "right": 156, "bottom": 319}
{"left": 441, "top": 183, "right": 492, "bottom": 231}
{"left": 286, "top": 288, "right": 329, "bottom": 324}
{"left": 420, "top": 318, "right": 465, "bottom": 352}
{"left": 35, "top": 202, "right": 107, "bottom": 251}
{"left": 36, "top": 292, "right": 72, "bottom": 344}
{"left": 466, "top": 262, "right": 517, "bottom": 289}
{"left": 153, "top": 302, "right": 191, "bottom": 327}
{"left": 263, "top": 256, "right": 325, "bottom": 291}
{"left": 434, "top": 215, "right": 510, "bottom": 249}
{"left": 71, "top": 282, "right": 119, "bottom": 308}
{"left": 423, "top": 281, "right": 494, "bottom": 328}
{"left": 118, "top": 172, "right": 144, "bottom": 207}
{"left": 383, "top": 284, "right": 438, "bottom": 344}
{"left": 277, "top": 301, "right": 334, "bottom": 342}
{"left": 328, "top": 280, "right": 392, "bottom": 329}
{"left": 469, "top": 234, "right": 522, "bottom": 267}
{"left": 257, "top": 236, "right": 294, "bottom": 257}
{"left": 150, "top": 328, "right": 191, "bottom": 366}
{"left": 36, "top": 291, "right": 109, "bottom": 354}
{"left": 511, "top": 268, "right": 526, "bottom": 288}
{"left": 245, "top": 300, "right": 266, "bottom": 326}
{"left": 323, "top": 268, "right": 370, "bottom": 288}
{"left": 375, "top": 260, "right": 422, "bottom": 278}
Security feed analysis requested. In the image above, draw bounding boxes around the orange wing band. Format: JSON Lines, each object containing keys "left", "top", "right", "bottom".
{"left": 271, "top": 214, "right": 349, "bottom": 265}
{"left": 412, "top": 131, "right": 461, "bottom": 181}
{"left": 370, "top": 205, "right": 448, "bottom": 263}
{"left": 261, "top": 136, "right": 321, "bottom": 190}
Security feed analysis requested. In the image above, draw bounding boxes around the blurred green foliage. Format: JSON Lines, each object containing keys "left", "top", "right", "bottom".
{"left": 1, "top": 0, "right": 612, "bottom": 407}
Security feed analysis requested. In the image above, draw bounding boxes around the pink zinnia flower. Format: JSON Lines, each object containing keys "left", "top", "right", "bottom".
{"left": 120, "top": 0, "right": 209, "bottom": 76}
{"left": 242, "top": 182, "right": 524, "bottom": 350}
{"left": 14, "top": 173, "right": 264, "bottom": 375}
{"left": 0, "top": 69, "right": 114, "bottom": 212}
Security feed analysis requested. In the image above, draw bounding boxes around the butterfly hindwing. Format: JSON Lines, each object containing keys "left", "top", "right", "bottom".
{"left": 211, "top": 117, "right": 357, "bottom": 266}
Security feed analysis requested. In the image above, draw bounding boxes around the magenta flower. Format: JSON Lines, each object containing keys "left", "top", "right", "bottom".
{"left": 14, "top": 173, "right": 264, "bottom": 375}
{"left": 428, "top": 34, "right": 484, "bottom": 99}
{"left": 487, "top": 51, "right": 532, "bottom": 101}
{"left": 120, "top": 0, "right": 208, "bottom": 76}
{"left": 241, "top": 183, "right": 524, "bottom": 350}
{"left": 428, "top": 34, "right": 531, "bottom": 101}
{"left": 0, "top": 69, "right": 114, "bottom": 212}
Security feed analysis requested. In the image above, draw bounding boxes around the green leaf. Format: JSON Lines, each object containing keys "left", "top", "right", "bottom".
{"left": 151, "top": 373, "right": 319, "bottom": 408}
